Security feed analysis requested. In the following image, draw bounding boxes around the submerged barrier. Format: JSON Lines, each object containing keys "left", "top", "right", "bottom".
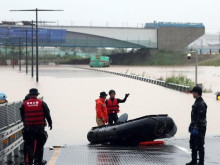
{"left": 75, "top": 66, "right": 190, "bottom": 93}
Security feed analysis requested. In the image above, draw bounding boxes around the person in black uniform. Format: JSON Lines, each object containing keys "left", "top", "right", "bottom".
{"left": 105, "top": 90, "right": 129, "bottom": 125}
{"left": 20, "top": 88, "right": 52, "bottom": 165}
{"left": 186, "top": 86, "right": 207, "bottom": 165}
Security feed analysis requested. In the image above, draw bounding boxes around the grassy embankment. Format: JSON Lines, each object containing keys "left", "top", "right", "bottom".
{"left": 109, "top": 50, "right": 220, "bottom": 66}
{"left": 164, "top": 75, "right": 212, "bottom": 92}
{"left": 165, "top": 75, "right": 195, "bottom": 89}
{"left": 199, "top": 54, "right": 220, "bottom": 66}
{"left": 113, "top": 50, "right": 214, "bottom": 92}
{"left": 109, "top": 50, "right": 188, "bottom": 66}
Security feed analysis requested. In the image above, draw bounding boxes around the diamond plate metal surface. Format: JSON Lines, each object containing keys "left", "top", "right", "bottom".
{"left": 42, "top": 137, "right": 220, "bottom": 165}
{"left": 44, "top": 144, "right": 182, "bottom": 165}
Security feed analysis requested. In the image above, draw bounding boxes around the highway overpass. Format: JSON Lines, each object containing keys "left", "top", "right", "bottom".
{"left": 0, "top": 22, "right": 205, "bottom": 51}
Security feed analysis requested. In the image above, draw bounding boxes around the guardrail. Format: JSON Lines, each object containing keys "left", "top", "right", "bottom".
{"left": 0, "top": 97, "right": 42, "bottom": 164}
{"left": 0, "top": 101, "right": 23, "bottom": 164}
{"left": 75, "top": 66, "right": 190, "bottom": 93}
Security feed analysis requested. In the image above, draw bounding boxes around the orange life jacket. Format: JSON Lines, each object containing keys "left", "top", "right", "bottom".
{"left": 107, "top": 98, "right": 119, "bottom": 114}
{"left": 24, "top": 98, "right": 45, "bottom": 126}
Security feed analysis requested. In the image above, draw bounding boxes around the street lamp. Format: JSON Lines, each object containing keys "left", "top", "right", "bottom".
{"left": 19, "top": 20, "right": 35, "bottom": 76}
{"left": 20, "top": 29, "right": 29, "bottom": 74}
{"left": 25, "top": 29, "right": 28, "bottom": 74}
{"left": 218, "top": 31, "right": 220, "bottom": 54}
{"left": 18, "top": 29, "right": 28, "bottom": 72}
{"left": 26, "top": 20, "right": 55, "bottom": 78}
{"left": 19, "top": 37, "right": 21, "bottom": 71}
{"left": 31, "top": 20, "right": 34, "bottom": 77}
{"left": 10, "top": 8, "right": 63, "bottom": 82}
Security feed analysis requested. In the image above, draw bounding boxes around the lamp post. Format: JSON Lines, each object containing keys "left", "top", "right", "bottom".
{"left": 218, "top": 31, "right": 220, "bottom": 54}
{"left": 12, "top": 50, "right": 14, "bottom": 68}
{"left": 5, "top": 27, "right": 10, "bottom": 66}
{"left": 187, "top": 50, "right": 198, "bottom": 85}
{"left": 17, "top": 29, "right": 28, "bottom": 72}
{"left": 5, "top": 44, "right": 7, "bottom": 65}
{"left": 36, "top": 9, "right": 39, "bottom": 82}
{"left": 22, "top": 20, "right": 35, "bottom": 76}
{"left": 12, "top": 49, "right": 14, "bottom": 69}
{"left": 195, "top": 53, "right": 198, "bottom": 85}
{"left": 25, "top": 29, "right": 28, "bottom": 74}
{"left": 10, "top": 8, "right": 63, "bottom": 82}
{"left": 29, "top": 20, "right": 54, "bottom": 78}
{"left": 19, "top": 37, "right": 21, "bottom": 71}
{"left": 31, "top": 20, "right": 34, "bottom": 77}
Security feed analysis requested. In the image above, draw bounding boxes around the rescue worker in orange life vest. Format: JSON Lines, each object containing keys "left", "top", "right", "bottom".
{"left": 106, "top": 90, "right": 129, "bottom": 125}
{"left": 96, "top": 91, "right": 108, "bottom": 126}
{"left": 20, "top": 88, "right": 52, "bottom": 165}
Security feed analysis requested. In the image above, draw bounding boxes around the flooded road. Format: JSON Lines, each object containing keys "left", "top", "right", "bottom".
{"left": 1, "top": 65, "right": 220, "bottom": 148}
{"left": 98, "top": 65, "right": 220, "bottom": 92}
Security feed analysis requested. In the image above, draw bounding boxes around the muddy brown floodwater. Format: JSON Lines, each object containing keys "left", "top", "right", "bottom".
{"left": 1, "top": 65, "right": 220, "bottom": 147}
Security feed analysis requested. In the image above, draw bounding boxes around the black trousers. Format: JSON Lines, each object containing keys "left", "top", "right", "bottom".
{"left": 22, "top": 126, "right": 48, "bottom": 165}
{"left": 189, "top": 131, "right": 206, "bottom": 163}
{"left": 108, "top": 113, "right": 119, "bottom": 125}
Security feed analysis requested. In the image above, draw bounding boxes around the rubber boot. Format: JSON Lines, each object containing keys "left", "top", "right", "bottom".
{"left": 186, "top": 149, "right": 197, "bottom": 165}
{"left": 197, "top": 149, "right": 204, "bottom": 165}
{"left": 186, "top": 161, "right": 197, "bottom": 165}
{"left": 34, "top": 160, "right": 47, "bottom": 165}
{"left": 40, "top": 160, "right": 47, "bottom": 165}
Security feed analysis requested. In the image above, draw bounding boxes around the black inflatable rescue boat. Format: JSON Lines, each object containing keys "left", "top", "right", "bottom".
{"left": 87, "top": 114, "right": 177, "bottom": 145}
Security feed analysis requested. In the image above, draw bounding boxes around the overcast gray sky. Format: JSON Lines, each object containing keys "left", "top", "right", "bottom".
{"left": 1, "top": 0, "right": 219, "bottom": 33}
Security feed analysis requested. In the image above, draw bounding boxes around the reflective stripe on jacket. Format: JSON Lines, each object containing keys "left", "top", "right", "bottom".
{"left": 24, "top": 98, "right": 45, "bottom": 126}
{"left": 107, "top": 99, "right": 119, "bottom": 114}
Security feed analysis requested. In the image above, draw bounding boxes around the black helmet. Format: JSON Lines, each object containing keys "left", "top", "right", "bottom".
{"left": 109, "top": 90, "right": 116, "bottom": 95}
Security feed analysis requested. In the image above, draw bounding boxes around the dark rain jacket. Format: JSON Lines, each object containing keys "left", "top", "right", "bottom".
{"left": 190, "top": 97, "right": 207, "bottom": 132}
